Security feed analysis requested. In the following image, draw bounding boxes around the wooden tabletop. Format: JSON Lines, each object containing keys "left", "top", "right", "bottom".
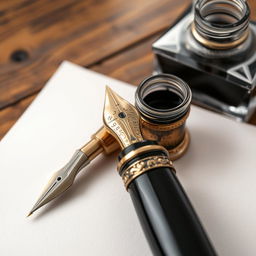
{"left": 0, "top": 0, "right": 255, "bottom": 140}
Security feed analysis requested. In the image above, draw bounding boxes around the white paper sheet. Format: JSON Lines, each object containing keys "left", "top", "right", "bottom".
{"left": 0, "top": 61, "right": 256, "bottom": 256}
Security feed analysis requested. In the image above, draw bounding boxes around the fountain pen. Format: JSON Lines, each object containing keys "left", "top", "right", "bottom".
{"left": 28, "top": 86, "right": 216, "bottom": 256}
{"left": 103, "top": 87, "right": 217, "bottom": 256}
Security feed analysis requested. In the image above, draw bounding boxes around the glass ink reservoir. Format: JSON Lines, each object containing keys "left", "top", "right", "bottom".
{"left": 153, "top": 0, "right": 256, "bottom": 121}
{"left": 135, "top": 74, "right": 192, "bottom": 160}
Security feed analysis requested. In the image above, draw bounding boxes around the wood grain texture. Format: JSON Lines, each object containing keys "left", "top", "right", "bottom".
{"left": 92, "top": 36, "right": 157, "bottom": 85}
{"left": 0, "top": 34, "right": 158, "bottom": 139}
{"left": 0, "top": 0, "right": 190, "bottom": 109}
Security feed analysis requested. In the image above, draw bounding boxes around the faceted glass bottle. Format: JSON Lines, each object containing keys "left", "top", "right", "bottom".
{"left": 153, "top": 0, "right": 256, "bottom": 121}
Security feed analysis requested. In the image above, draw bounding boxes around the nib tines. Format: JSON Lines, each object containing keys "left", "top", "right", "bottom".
{"left": 27, "top": 150, "right": 89, "bottom": 216}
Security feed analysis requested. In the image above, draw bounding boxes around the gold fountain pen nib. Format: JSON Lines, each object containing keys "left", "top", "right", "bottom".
{"left": 103, "top": 86, "right": 143, "bottom": 149}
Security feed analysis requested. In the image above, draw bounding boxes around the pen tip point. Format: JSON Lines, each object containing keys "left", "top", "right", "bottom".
{"left": 105, "top": 86, "right": 114, "bottom": 93}
{"left": 27, "top": 211, "right": 33, "bottom": 218}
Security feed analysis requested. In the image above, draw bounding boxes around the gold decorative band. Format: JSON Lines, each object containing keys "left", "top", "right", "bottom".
{"left": 117, "top": 144, "right": 169, "bottom": 171}
{"left": 191, "top": 23, "right": 249, "bottom": 50}
{"left": 121, "top": 155, "right": 174, "bottom": 189}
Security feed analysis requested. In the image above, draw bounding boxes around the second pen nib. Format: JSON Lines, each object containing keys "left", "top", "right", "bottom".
{"left": 27, "top": 150, "right": 89, "bottom": 217}
{"left": 28, "top": 126, "right": 119, "bottom": 216}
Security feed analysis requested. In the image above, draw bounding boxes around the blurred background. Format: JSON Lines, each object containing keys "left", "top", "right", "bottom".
{"left": 0, "top": 0, "right": 255, "bottom": 139}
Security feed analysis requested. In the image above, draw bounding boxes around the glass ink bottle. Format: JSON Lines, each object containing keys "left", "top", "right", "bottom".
{"left": 153, "top": 0, "right": 256, "bottom": 121}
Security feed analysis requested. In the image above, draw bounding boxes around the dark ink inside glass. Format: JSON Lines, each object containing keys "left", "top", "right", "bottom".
{"left": 143, "top": 90, "right": 183, "bottom": 110}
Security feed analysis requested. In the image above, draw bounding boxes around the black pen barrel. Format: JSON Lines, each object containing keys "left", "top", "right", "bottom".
{"left": 118, "top": 141, "right": 217, "bottom": 256}
{"left": 128, "top": 167, "right": 217, "bottom": 256}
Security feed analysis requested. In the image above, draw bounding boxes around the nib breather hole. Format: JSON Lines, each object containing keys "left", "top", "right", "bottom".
{"left": 57, "top": 177, "right": 62, "bottom": 181}
{"left": 118, "top": 112, "right": 126, "bottom": 118}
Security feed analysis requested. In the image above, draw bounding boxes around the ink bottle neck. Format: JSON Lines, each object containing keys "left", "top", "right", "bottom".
{"left": 192, "top": 0, "right": 250, "bottom": 50}
{"left": 135, "top": 74, "right": 191, "bottom": 124}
